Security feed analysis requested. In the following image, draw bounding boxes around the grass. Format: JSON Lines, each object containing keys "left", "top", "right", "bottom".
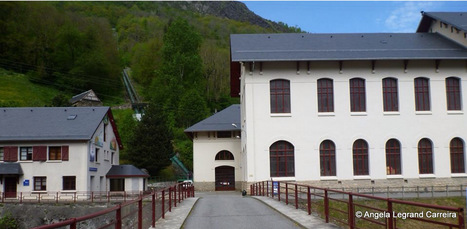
{"left": 294, "top": 196, "right": 465, "bottom": 229}
{"left": 0, "top": 69, "right": 65, "bottom": 107}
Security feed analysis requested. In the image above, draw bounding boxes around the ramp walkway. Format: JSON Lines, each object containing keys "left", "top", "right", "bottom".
{"left": 155, "top": 191, "right": 339, "bottom": 229}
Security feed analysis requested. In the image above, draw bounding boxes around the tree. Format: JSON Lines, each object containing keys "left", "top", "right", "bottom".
{"left": 127, "top": 103, "right": 174, "bottom": 176}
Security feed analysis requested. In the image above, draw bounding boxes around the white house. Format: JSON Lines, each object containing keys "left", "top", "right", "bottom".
{"left": 187, "top": 11, "right": 467, "bottom": 191}
{"left": 0, "top": 107, "right": 148, "bottom": 197}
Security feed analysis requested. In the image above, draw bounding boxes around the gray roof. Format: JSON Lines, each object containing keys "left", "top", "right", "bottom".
{"left": 0, "top": 107, "right": 109, "bottom": 142}
{"left": 106, "top": 165, "right": 149, "bottom": 178}
{"left": 185, "top": 105, "right": 240, "bottom": 133}
{"left": 70, "top": 89, "right": 101, "bottom": 104}
{"left": 230, "top": 33, "right": 467, "bottom": 62}
{"left": 0, "top": 163, "right": 23, "bottom": 175}
{"left": 417, "top": 12, "right": 467, "bottom": 32}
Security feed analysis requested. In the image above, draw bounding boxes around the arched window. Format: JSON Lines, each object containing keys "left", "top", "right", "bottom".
{"left": 418, "top": 138, "right": 433, "bottom": 174}
{"left": 317, "top": 78, "right": 334, "bottom": 112}
{"left": 349, "top": 78, "right": 366, "bottom": 112}
{"left": 353, "top": 139, "right": 369, "bottom": 175}
{"left": 414, "top": 77, "right": 431, "bottom": 111}
{"left": 450, "top": 138, "right": 465, "bottom": 173}
{"left": 215, "top": 150, "right": 234, "bottom": 160}
{"left": 270, "top": 79, "right": 291, "bottom": 113}
{"left": 386, "top": 139, "right": 401, "bottom": 175}
{"left": 320, "top": 140, "right": 336, "bottom": 176}
{"left": 446, "top": 77, "right": 461, "bottom": 111}
{"left": 382, "top": 78, "right": 399, "bottom": 112}
{"left": 270, "top": 141, "right": 294, "bottom": 177}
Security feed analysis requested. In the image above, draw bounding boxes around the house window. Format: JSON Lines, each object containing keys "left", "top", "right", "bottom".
{"left": 63, "top": 176, "right": 76, "bottom": 190}
{"left": 111, "top": 152, "right": 115, "bottom": 165}
{"left": 450, "top": 138, "right": 465, "bottom": 173}
{"left": 34, "top": 177, "right": 47, "bottom": 191}
{"left": 418, "top": 138, "right": 433, "bottom": 174}
{"left": 20, "top": 147, "right": 33, "bottom": 161}
{"left": 95, "top": 148, "right": 100, "bottom": 163}
{"left": 317, "top": 78, "right": 334, "bottom": 112}
{"left": 0, "top": 147, "right": 3, "bottom": 161}
{"left": 320, "top": 140, "right": 336, "bottom": 176}
{"left": 382, "top": 78, "right": 399, "bottom": 112}
{"left": 349, "top": 78, "right": 366, "bottom": 112}
{"left": 270, "top": 141, "right": 294, "bottom": 177}
{"left": 446, "top": 77, "right": 461, "bottom": 111}
{"left": 270, "top": 79, "right": 291, "bottom": 113}
{"left": 49, "top": 146, "right": 62, "bottom": 160}
{"left": 353, "top": 139, "right": 369, "bottom": 175}
{"left": 386, "top": 139, "right": 401, "bottom": 175}
{"left": 110, "top": 179, "right": 125, "bottom": 191}
{"left": 414, "top": 77, "right": 431, "bottom": 111}
{"left": 217, "top": 131, "right": 232, "bottom": 138}
{"left": 215, "top": 150, "right": 234, "bottom": 160}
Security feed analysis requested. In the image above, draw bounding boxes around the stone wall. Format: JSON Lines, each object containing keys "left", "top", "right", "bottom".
{"left": 0, "top": 203, "right": 110, "bottom": 229}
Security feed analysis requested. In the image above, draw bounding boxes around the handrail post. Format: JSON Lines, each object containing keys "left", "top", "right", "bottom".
{"left": 20, "top": 192, "right": 22, "bottom": 204}
{"left": 458, "top": 208, "right": 464, "bottom": 229}
{"left": 349, "top": 194, "right": 354, "bottom": 229}
{"left": 162, "top": 190, "right": 165, "bottom": 219}
{"left": 56, "top": 192, "right": 59, "bottom": 204}
{"left": 295, "top": 184, "right": 298, "bottom": 209}
{"left": 70, "top": 218, "right": 77, "bottom": 229}
{"left": 174, "top": 185, "right": 177, "bottom": 208}
{"left": 271, "top": 181, "right": 274, "bottom": 199}
{"left": 285, "top": 183, "right": 288, "bottom": 205}
{"left": 307, "top": 187, "right": 311, "bottom": 215}
{"left": 263, "top": 181, "right": 265, "bottom": 196}
{"left": 388, "top": 199, "right": 394, "bottom": 229}
{"left": 169, "top": 187, "right": 172, "bottom": 212}
{"left": 152, "top": 192, "right": 156, "bottom": 228}
{"left": 324, "top": 189, "right": 329, "bottom": 223}
{"left": 116, "top": 205, "right": 122, "bottom": 229}
{"left": 138, "top": 197, "right": 143, "bottom": 229}
{"left": 91, "top": 191, "right": 94, "bottom": 203}
{"left": 250, "top": 184, "right": 252, "bottom": 196}
{"left": 266, "top": 181, "right": 269, "bottom": 197}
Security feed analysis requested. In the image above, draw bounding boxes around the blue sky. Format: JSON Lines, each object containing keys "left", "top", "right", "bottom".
{"left": 242, "top": 1, "right": 467, "bottom": 33}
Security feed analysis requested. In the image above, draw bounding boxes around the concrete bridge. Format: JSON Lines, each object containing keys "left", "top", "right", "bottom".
{"left": 154, "top": 191, "right": 339, "bottom": 229}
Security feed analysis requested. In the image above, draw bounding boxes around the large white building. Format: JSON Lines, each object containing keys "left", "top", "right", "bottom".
{"left": 0, "top": 107, "right": 148, "bottom": 198}
{"left": 187, "top": 12, "right": 467, "bottom": 191}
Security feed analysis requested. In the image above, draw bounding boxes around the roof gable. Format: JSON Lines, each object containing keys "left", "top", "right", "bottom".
{"left": 185, "top": 105, "right": 240, "bottom": 133}
{"left": 0, "top": 107, "right": 118, "bottom": 144}
{"left": 70, "top": 89, "right": 101, "bottom": 104}
{"left": 417, "top": 12, "right": 467, "bottom": 32}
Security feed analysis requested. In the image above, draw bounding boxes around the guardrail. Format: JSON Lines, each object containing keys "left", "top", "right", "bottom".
{"left": 251, "top": 181, "right": 464, "bottom": 229}
{"left": 32, "top": 182, "right": 195, "bottom": 229}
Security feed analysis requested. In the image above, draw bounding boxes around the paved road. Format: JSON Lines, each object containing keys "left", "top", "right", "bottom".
{"left": 182, "top": 191, "right": 303, "bottom": 229}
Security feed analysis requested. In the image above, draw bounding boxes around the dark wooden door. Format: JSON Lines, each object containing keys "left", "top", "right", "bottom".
{"left": 4, "top": 177, "right": 17, "bottom": 198}
{"left": 215, "top": 166, "right": 235, "bottom": 191}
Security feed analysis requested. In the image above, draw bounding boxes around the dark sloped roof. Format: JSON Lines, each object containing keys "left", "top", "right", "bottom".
{"left": 106, "top": 165, "right": 149, "bottom": 178}
{"left": 185, "top": 105, "right": 240, "bottom": 133}
{"left": 0, "top": 163, "right": 23, "bottom": 175}
{"left": 417, "top": 12, "right": 467, "bottom": 32}
{"left": 230, "top": 33, "right": 467, "bottom": 62}
{"left": 0, "top": 107, "right": 109, "bottom": 141}
{"left": 69, "top": 89, "right": 101, "bottom": 104}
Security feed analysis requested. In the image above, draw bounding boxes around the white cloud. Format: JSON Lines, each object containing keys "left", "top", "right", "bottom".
{"left": 384, "top": 2, "right": 443, "bottom": 32}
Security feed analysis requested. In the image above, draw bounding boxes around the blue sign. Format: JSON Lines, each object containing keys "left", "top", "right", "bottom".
{"left": 23, "top": 180, "right": 29, "bottom": 186}
{"left": 273, "top": 181, "right": 278, "bottom": 195}
{"left": 89, "top": 167, "right": 98, "bottom": 172}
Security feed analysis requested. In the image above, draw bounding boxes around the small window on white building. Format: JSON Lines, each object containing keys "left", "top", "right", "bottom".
{"left": 63, "top": 176, "right": 76, "bottom": 190}
{"left": 49, "top": 146, "right": 62, "bottom": 160}
{"left": 20, "top": 147, "right": 33, "bottom": 161}
{"left": 34, "top": 177, "right": 47, "bottom": 191}
{"left": 110, "top": 179, "right": 124, "bottom": 191}
{"left": 0, "top": 147, "right": 3, "bottom": 161}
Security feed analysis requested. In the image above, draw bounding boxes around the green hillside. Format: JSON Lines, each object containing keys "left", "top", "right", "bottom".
{"left": 0, "top": 68, "right": 66, "bottom": 107}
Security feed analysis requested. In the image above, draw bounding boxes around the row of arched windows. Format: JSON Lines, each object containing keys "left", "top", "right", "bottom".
{"left": 268, "top": 138, "right": 465, "bottom": 177}
{"left": 271, "top": 77, "right": 462, "bottom": 113}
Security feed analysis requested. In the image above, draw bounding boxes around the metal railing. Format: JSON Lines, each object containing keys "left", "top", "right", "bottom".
{"left": 32, "top": 182, "right": 195, "bottom": 229}
{"left": 251, "top": 181, "right": 465, "bottom": 229}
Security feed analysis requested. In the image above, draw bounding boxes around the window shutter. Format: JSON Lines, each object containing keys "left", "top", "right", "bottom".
{"left": 62, "top": 146, "right": 69, "bottom": 161}
{"left": 4, "top": 146, "right": 18, "bottom": 162}
{"left": 33, "top": 146, "right": 47, "bottom": 161}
